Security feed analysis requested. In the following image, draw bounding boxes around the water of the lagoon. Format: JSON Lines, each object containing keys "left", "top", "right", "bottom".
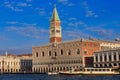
{"left": 0, "top": 74, "right": 120, "bottom": 80}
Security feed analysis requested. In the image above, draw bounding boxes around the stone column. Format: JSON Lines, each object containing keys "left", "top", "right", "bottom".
{"left": 111, "top": 52, "right": 114, "bottom": 61}
{"left": 82, "top": 57, "right": 85, "bottom": 67}
{"left": 93, "top": 54, "right": 96, "bottom": 68}
{"left": 102, "top": 54, "right": 105, "bottom": 62}
{"left": 106, "top": 53, "right": 109, "bottom": 62}
{"left": 116, "top": 52, "right": 119, "bottom": 61}
{"left": 98, "top": 54, "right": 100, "bottom": 62}
{"left": 93, "top": 54, "right": 96, "bottom": 63}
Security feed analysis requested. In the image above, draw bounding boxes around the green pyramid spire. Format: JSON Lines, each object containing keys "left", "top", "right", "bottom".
{"left": 51, "top": 5, "right": 60, "bottom": 21}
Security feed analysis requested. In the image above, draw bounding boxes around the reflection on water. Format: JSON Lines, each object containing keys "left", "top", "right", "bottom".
{"left": 0, "top": 74, "right": 120, "bottom": 80}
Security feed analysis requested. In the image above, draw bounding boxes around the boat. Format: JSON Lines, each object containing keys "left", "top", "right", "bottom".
{"left": 59, "top": 67, "right": 120, "bottom": 75}
{"left": 47, "top": 72, "right": 58, "bottom": 75}
{"left": 81, "top": 67, "right": 120, "bottom": 75}
{"left": 59, "top": 68, "right": 82, "bottom": 75}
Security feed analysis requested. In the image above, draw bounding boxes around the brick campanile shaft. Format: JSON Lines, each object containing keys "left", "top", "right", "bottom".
{"left": 50, "top": 5, "right": 62, "bottom": 43}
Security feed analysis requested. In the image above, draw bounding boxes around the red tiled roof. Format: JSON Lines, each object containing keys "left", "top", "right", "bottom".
{"left": 17, "top": 54, "right": 32, "bottom": 56}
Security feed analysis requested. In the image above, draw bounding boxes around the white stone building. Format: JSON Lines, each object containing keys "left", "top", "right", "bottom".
{"left": 93, "top": 49, "right": 120, "bottom": 68}
{"left": 0, "top": 54, "right": 32, "bottom": 73}
{"left": 98, "top": 40, "right": 120, "bottom": 50}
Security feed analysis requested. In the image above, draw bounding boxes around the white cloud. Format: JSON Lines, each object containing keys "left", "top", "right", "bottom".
{"left": 6, "top": 21, "right": 18, "bottom": 24}
{"left": 85, "top": 24, "right": 118, "bottom": 40}
{"left": 39, "top": 11, "right": 46, "bottom": 16}
{"left": 7, "top": 26, "right": 48, "bottom": 39}
{"left": 67, "top": 20, "right": 117, "bottom": 40}
{"left": 17, "top": 2, "right": 31, "bottom": 7}
{"left": 58, "top": 0, "right": 74, "bottom": 7}
{"left": 6, "top": 22, "right": 49, "bottom": 39}
{"left": 91, "top": 28, "right": 113, "bottom": 36}
{"left": 3, "top": 1, "right": 23, "bottom": 12}
{"left": 35, "top": 8, "right": 46, "bottom": 16}
{"left": 68, "top": 17, "right": 77, "bottom": 21}
{"left": 68, "top": 21, "right": 88, "bottom": 27}
{"left": 63, "top": 30, "right": 91, "bottom": 40}
{"left": 7, "top": 21, "right": 36, "bottom": 26}
{"left": 68, "top": 3, "right": 74, "bottom": 6}
{"left": 81, "top": 1, "right": 99, "bottom": 18}
{"left": 86, "top": 10, "right": 94, "bottom": 17}
{"left": 3, "top": 0, "right": 32, "bottom": 12}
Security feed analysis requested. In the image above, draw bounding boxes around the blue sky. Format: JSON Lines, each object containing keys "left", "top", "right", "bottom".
{"left": 0, "top": 0, "right": 120, "bottom": 54}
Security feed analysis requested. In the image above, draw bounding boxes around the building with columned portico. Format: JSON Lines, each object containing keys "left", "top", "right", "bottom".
{"left": 93, "top": 49, "right": 120, "bottom": 68}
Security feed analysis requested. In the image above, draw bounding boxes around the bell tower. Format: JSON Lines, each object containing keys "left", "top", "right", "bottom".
{"left": 50, "top": 5, "right": 62, "bottom": 43}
